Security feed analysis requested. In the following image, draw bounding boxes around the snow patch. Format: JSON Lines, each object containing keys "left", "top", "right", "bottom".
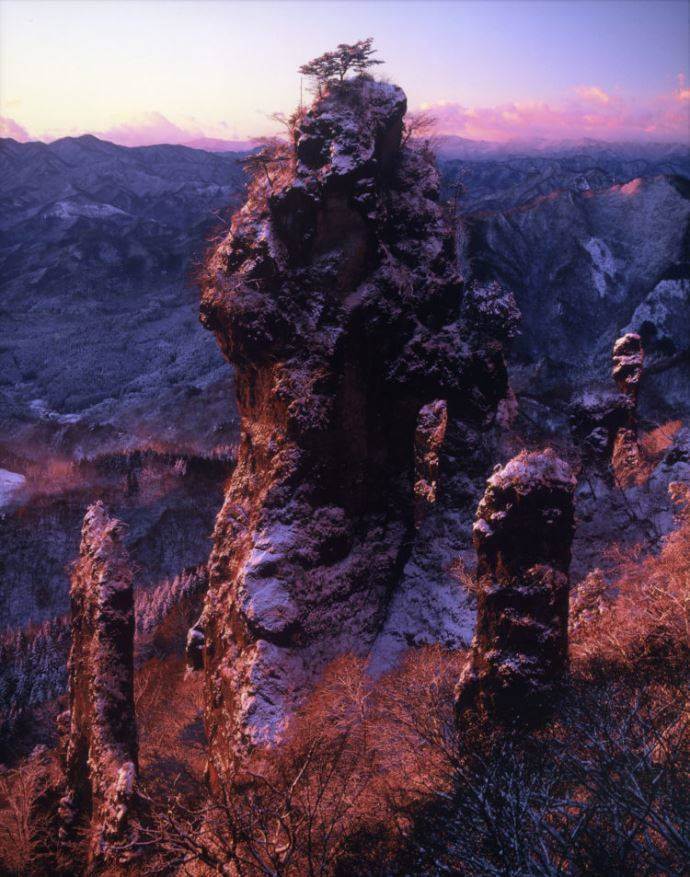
{"left": 44, "top": 199, "right": 128, "bottom": 220}
{"left": 0, "top": 468, "right": 26, "bottom": 507}
{"left": 582, "top": 237, "right": 618, "bottom": 298}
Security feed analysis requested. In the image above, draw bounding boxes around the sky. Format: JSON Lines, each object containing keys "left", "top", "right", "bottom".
{"left": 0, "top": 0, "right": 688, "bottom": 146}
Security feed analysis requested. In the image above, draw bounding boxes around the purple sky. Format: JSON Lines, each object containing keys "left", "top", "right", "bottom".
{"left": 1, "top": 0, "right": 688, "bottom": 145}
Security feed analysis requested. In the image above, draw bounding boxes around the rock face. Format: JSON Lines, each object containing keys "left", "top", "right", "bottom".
{"left": 569, "top": 386, "right": 634, "bottom": 463}
{"left": 59, "top": 502, "right": 138, "bottom": 864}
{"left": 466, "top": 174, "right": 690, "bottom": 420}
{"left": 198, "top": 76, "right": 512, "bottom": 776}
{"left": 371, "top": 280, "right": 520, "bottom": 669}
{"left": 455, "top": 450, "right": 576, "bottom": 723}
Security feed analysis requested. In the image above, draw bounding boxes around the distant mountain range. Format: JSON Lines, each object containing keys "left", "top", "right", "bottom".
{"left": 0, "top": 134, "right": 248, "bottom": 460}
{"left": 0, "top": 133, "right": 688, "bottom": 465}
{"left": 434, "top": 135, "right": 690, "bottom": 161}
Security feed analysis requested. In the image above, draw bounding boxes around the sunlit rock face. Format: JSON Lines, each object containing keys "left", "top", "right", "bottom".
{"left": 413, "top": 399, "right": 448, "bottom": 524}
{"left": 59, "top": 502, "right": 138, "bottom": 865}
{"left": 455, "top": 449, "right": 576, "bottom": 724}
{"left": 198, "top": 76, "right": 513, "bottom": 777}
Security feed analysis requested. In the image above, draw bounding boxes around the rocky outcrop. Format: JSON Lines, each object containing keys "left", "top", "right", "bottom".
{"left": 198, "top": 76, "right": 513, "bottom": 777}
{"left": 612, "top": 331, "right": 644, "bottom": 401}
{"left": 455, "top": 450, "right": 576, "bottom": 723}
{"left": 59, "top": 502, "right": 138, "bottom": 865}
{"left": 623, "top": 277, "right": 690, "bottom": 416}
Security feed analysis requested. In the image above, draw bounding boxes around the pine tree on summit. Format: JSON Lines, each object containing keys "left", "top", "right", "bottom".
{"left": 299, "top": 38, "right": 383, "bottom": 93}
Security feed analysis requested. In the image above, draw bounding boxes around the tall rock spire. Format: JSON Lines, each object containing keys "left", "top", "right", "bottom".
{"left": 59, "top": 502, "right": 138, "bottom": 865}
{"left": 198, "top": 75, "right": 512, "bottom": 780}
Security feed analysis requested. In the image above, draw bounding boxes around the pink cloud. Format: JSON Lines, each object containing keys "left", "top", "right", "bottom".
{"left": 677, "top": 73, "right": 690, "bottom": 102}
{"left": 98, "top": 111, "right": 208, "bottom": 147}
{"left": 0, "top": 116, "right": 30, "bottom": 141}
{"left": 573, "top": 85, "right": 611, "bottom": 105}
{"left": 7, "top": 83, "right": 689, "bottom": 149}
{"left": 65, "top": 111, "right": 259, "bottom": 150}
{"left": 420, "top": 84, "right": 690, "bottom": 143}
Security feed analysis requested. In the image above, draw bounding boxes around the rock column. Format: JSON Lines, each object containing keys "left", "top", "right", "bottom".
{"left": 59, "top": 502, "right": 138, "bottom": 865}
{"left": 456, "top": 449, "right": 576, "bottom": 723}
{"left": 611, "top": 332, "right": 644, "bottom": 484}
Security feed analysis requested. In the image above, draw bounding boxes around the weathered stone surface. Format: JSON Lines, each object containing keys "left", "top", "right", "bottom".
{"left": 58, "top": 502, "right": 138, "bottom": 865}
{"left": 197, "top": 76, "right": 513, "bottom": 779}
{"left": 455, "top": 449, "right": 576, "bottom": 723}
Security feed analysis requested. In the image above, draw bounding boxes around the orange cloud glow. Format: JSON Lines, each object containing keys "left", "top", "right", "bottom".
{"left": 420, "top": 83, "right": 690, "bottom": 143}
{"left": 3, "top": 86, "right": 689, "bottom": 149}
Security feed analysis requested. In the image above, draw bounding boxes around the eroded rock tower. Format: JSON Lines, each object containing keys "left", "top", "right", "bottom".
{"left": 58, "top": 502, "right": 138, "bottom": 864}
{"left": 198, "top": 75, "right": 513, "bottom": 778}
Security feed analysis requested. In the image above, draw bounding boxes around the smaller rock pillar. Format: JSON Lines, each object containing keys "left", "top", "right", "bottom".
{"left": 455, "top": 449, "right": 576, "bottom": 724}
{"left": 611, "top": 332, "right": 644, "bottom": 484}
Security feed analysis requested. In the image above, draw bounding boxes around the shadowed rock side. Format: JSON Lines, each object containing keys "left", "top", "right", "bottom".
{"left": 371, "top": 279, "right": 520, "bottom": 669}
{"left": 197, "top": 76, "right": 512, "bottom": 776}
{"left": 455, "top": 450, "right": 576, "bottom": 724}
{"left": 58, "top": 502, "right": 138, "bottom": 866}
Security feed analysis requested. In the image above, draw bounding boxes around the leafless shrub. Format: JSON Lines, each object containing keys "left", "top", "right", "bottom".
{"left": 90, "top": 500, "right": 690, "bottom": 875}
{"left": 401, "top": 109, "right": 437, "bottom": 147}
{"left": 0, "top": 748, "right": 58, "bottom": 875}
{"left": 378, "top": 676, "right": 689, "bottom": 877}
{"left": 572, "top": 486, "right": 690, "bottom": 674}
{"left": 126, "top": 625, "right": 689, "bottom": 876}
{"left": 135, "top": 657, "right": 378, "bottom": 875}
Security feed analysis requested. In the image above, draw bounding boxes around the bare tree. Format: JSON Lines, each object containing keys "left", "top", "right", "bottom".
{"left": 0, "top": 749, "right": 56, "bottom": 876}
{"left": 242, "top": 138, "right": 291, "bottom": 190}
{"left": 401, "top": 109, "right": 437, "bottom": 146}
